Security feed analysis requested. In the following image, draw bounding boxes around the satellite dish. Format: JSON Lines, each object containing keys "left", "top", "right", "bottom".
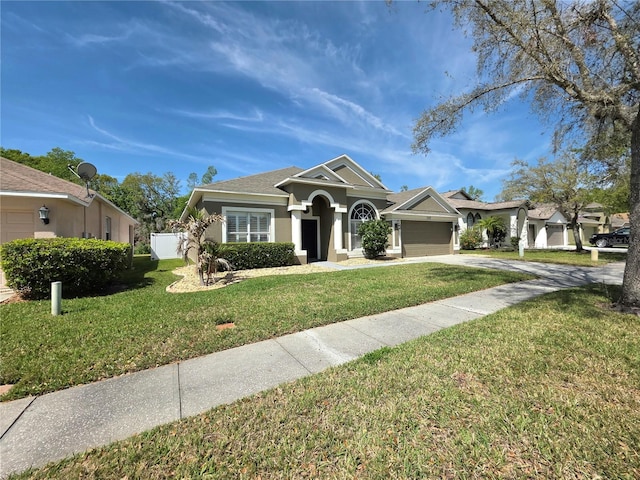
{"left": 77, "top": 162, "right": 97, "bottom": 182}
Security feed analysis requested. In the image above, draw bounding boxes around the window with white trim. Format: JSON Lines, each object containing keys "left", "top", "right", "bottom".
{"left": 350, "top": 202, "right": 377, "bottom": 249}
{"left": 226, "top": 210, "right": 271, "bottom": 242}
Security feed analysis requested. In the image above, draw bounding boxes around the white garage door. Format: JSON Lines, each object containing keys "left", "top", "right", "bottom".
{"left": 547, "top": 225, "right": 564, "bottom": 246}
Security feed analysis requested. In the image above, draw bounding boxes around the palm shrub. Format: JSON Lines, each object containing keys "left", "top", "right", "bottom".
{"left": 477, "top": 216, "right": 507, "bottom": 248}
{"left": 168, "top": 208, "right": 225, "bottom": 285}
{"left": 201, "top": 241, "right": 233, "bottom": 285}
{"left": 460, "top": 227, "right": 483, "bottom": 250}
{"left": 358, "top": 219, "right": 391, "bottom": 259}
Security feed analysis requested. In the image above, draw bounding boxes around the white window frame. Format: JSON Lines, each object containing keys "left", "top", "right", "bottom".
{"left": 222, "top": 206, "right": 276, "bottom": 243}
{"left": 105, "top": 216, "right": 112, "bottom": 241}
{"left": 348, "top": 200, "right": 379, "bottom": 251}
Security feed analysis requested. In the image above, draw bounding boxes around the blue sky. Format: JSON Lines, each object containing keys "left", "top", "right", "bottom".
{"left": 1, "top": 1, "right": 553, "bottom": 200}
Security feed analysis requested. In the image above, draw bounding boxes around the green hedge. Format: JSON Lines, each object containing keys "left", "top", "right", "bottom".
{"left": 223, "top": 242, "right": 295, "bottom": 270}
{"left": 0, "top": 238, "right": 131, "bottom": 299}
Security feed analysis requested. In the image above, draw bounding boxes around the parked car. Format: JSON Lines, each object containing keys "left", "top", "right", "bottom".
{"left": 589, "top": 227, "right": 630, "bottom": 248}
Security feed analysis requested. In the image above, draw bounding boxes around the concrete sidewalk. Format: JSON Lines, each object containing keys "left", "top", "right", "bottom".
{"left": 0, "top": 257, "right": 625, "bottom": 478}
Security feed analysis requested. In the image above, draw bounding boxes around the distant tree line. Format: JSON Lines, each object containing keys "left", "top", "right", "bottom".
{"left": 1, "top": 147, "right": 216, "bottom": 251}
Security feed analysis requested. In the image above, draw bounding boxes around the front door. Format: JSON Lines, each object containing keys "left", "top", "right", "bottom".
{"left": 528, "top": 225, "right": 536, "bottom": 248}
{"left": 302, "top": 219, "right": 319, "bottom": 261}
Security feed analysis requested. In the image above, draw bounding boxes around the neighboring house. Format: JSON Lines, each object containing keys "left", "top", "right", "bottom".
{"left": 443, "top": 189, "right": 610, "bottom": 248}
{"left": 182, "top": 155, "right": 461, "bottom": 264}
{"left": 0, "top": 157, "right": 137, "bottom": 246}
{"left": 574, "top": 203, "right": 607, "bottom": 244}
{"left": 526, "top": 203, "right": 570, "bottom": 248}
{"left": 610, "top": 212, "right": 630, "bottom": 229}
{"left": 442, "top": 190, "right": 529, "bottom": 246}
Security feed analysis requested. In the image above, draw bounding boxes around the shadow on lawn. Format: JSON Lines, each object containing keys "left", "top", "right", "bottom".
{"left": 107, "top": 255, "right": 160, "bottom": 292}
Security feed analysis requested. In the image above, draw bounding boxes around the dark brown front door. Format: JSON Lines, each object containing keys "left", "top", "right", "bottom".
{"left": 302, "top": 219, "right": 319, "bottom": 261}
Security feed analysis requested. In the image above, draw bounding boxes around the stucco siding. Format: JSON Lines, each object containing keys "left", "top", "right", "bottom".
{"left": 200, "top": 199, "right": 291, "bottom": 243}
{"left": 284, "top": 184, "right": 348, "bottom": 207}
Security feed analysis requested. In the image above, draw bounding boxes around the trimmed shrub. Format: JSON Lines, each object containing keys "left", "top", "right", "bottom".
{"left": 460, "top": 227, "right": 483, "bottom": 250}
{"left": 0, "top": 238, "right": 131, "bottom": 299}
{"left": 134, "top": 242, "right": 151, "bottom": 255}
{"left": 223, "top": 242, "right": 295, "bottom": 270}
{"left": 358, "top": 220, "right": 392, "bottom": 259}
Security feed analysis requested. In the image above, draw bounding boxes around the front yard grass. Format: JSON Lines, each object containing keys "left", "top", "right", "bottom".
{"left": 0, "top": 256, "right": 532, "bottom": 400}
{"left": 13, "top": 284, "right": 639, "bottom": 479}
{"left": 462, "top": 248, "right": 627, "bottom": 266}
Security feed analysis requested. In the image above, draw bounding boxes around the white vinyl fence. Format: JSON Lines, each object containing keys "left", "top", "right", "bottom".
{"left": 150, "top": 232, "right": 187, "bottom": 260}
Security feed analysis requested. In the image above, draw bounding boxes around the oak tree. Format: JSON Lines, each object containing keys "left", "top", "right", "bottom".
{"left": 411, "top": 0, "right": 640, "bottom": 308}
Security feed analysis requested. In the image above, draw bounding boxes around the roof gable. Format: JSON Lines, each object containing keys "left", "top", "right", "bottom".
{"left": 293, "top": 164, "right": 349, "bottom": 185}
{"left": 273, "top": 154, "right": 391, "bottom": 194}
{"left": 323, "top": 154, "right": 389, "bottom": 190}
{"left": 385, "top": 186, "right": 459, "bottom": 217}
{"left": 442, "top": 189, "right": 473, "bottom": 201}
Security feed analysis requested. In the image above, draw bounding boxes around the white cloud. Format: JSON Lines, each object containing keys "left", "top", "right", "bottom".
{"left": 86, "top": 116, "right": 228, "bottom": 165}
{"left": 167, "top": 108, "right": 264, "bottom": 123}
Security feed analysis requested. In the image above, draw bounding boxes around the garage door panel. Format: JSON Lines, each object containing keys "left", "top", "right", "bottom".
{"left": 547, "top": 225, "right": 564, "bottom": 246}
{"left": 402, "top": 221, "right": 452, "bottom": 257}
{"left": 1, "top": 211, "right": 34, "bottom": 243}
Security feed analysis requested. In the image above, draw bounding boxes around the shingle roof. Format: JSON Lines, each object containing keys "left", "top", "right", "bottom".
{"left": 527, "top": 203, "right": 560, "bottom": 220}
{"left": 439, "top": 190, "right": 526, "bottom": 211}
{"left": 446, "top": 197, "right": 525, "bottom": 211}
{"left": 385, "top": 187, "right": 428, "bottom": 209}
{"left": 0, "top": 157, "right": 94, "bottom": 203}
{"left": 611, "top": 213, "right": 630, "bottom": 227}
{"left": 198, "top": 166, "right": 303, "bottom": 196}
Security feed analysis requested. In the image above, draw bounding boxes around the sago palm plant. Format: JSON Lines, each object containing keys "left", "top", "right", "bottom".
{"left": 168, "top": 208, "right": 226, "bottom": 285}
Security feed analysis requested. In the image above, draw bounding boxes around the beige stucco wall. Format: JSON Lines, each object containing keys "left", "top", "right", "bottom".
{"left": 284, "top": 184, "right": 348, "bottom": 207}
{"left": 0, "top": 196, "right": 135, "bottom": 245}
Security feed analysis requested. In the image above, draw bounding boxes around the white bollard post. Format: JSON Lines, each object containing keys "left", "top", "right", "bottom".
{"left": 591, "top": 249, "right": 599, "bottom": 262}
{"left": 51, "top": 281, "right": 62, "bottom": 316}
{"left": 519, "top": 240, "right": 525, "bottom": 258}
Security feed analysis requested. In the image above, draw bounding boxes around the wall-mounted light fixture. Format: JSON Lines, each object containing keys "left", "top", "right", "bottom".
{"left": 38, "top": 205, "right": 50, "bottom": 224}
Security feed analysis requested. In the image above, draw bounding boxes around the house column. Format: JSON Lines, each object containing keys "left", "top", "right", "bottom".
{"left": 291, "top": 210, "right": 302, "bottom": 252}
{"left": 333, "top": 211, "right": 343, "bottom": 251}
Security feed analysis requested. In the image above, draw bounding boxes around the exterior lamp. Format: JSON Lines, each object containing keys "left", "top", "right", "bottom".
{"left": 38, "top": 205, "right": 50, "bottom": 224}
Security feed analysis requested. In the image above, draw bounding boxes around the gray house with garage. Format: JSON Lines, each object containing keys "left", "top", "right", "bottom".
{"left": 182, "top": 155, "right": 461, "bottom": 264}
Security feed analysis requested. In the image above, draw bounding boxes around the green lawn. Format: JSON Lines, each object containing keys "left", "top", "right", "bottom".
{"left": 13, "top": 284, "right": 639, "bottom": 479}
{"left": 462, "top": 248, "right": 627, "bottom": 266}
{"left": 0, "top": 256, "right": 532, "bottom": 400}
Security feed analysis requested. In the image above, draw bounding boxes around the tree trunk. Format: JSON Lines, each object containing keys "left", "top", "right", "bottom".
{"left": 571, "top": 221, "right": 583, "bottom": 252}
{"left": 622, "top": 109, "right": 640, "bottom": 308}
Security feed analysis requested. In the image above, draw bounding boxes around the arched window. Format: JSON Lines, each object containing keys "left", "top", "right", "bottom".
{"left": 350, "top": 202, "right": 377, "bottom": 249}
{"left": 466, "top": 212, "right": 475, "bottom": 228}
{"left": 475, "top": 213, "right": 482, "bottom": 222}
